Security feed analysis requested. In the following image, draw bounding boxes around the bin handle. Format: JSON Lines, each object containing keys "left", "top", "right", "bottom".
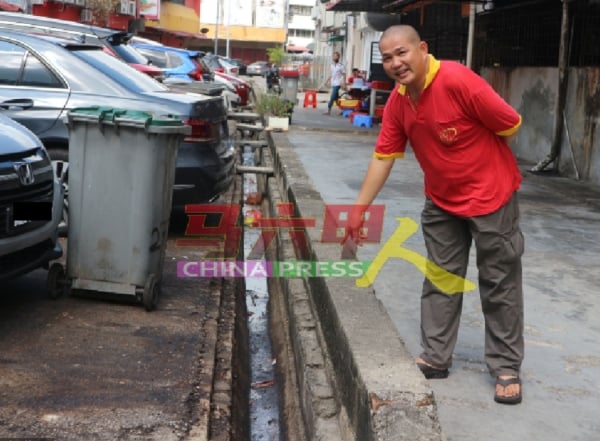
{"left": 113, "top": 112, "right": 156, "bottom": 130}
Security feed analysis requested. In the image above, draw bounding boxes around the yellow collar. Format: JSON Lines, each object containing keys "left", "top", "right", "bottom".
{"left": 397, "top": 54, "right": 441, "bottom": 96}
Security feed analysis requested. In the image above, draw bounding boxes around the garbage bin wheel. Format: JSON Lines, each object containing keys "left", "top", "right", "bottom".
{"left": 143, "top": 274, "right": 160, "bottom": 312}
{"left": 47, "top": 262, "right": 65, "bottom": 299}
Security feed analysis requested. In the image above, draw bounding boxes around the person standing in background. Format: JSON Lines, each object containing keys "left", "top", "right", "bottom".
{"left": 321, "top": 51, "right": 346, "bottom": 115}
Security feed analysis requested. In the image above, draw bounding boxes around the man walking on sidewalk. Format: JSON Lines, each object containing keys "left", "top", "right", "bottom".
{"left": 322, "top": 51, "right": 346, "bottom": 115}
{"left": 344, "top": 25, "right": 525, "bottom": 405}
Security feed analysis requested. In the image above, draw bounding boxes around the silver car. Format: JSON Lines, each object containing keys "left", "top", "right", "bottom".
{"left": 0, "top": 30, "right": 235, "bottom": 209}
{"left": 0, "top": 114, "right": 63, "bottom": 285}
{"left": 246, "top": 61, "right": 270, "bottom": 76}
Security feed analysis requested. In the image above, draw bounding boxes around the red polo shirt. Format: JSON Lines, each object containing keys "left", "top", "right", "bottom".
{"left": 375, "top": 56, "right": 522, "bottom": 217}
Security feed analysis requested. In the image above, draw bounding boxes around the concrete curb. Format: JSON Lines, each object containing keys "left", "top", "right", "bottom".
{"left": 291, "top": 125, "right": 381, "bottom": 136}
{"left": 267, "top": 130, "right": 445, "bottom": 441}
{"left": 262, "top": 144, "right": 345, "bottom": 441}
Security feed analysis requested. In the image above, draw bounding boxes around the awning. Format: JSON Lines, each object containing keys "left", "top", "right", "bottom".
{"left": 326, "top": 0, "right": 486, "bottom": 13}
{"left": 0, "top": 1, "right": 23, "bottom": 12}
{"left": 287, "top": 45, "right": 311, "bottom": 53}
{"left": 145, "top": 26, "right": 207, "bottom": 40}
{"left": 326, "top": 0, "right": 388, "bottom": 12}
{"left": 321, "top": 24, "right": 345, "bottom": 33}
{"left": 145, "top": 2, "right": 205, "bottom": 37}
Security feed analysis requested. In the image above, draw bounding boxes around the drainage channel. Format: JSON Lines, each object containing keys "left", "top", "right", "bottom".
{"left": 241, "top": 144, "right": 282, "bottom": 441}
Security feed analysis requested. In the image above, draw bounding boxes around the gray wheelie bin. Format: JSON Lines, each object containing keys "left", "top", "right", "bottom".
{"left": 280, "top": 69, "right": 300, "bottom": 105}
{"left": 64, "top": 107, "right": 190, "bottom": 311}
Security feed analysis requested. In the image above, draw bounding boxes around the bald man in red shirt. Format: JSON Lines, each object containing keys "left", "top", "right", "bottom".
{"left": 345, "top": 25, "right": 524, "bottom": 405}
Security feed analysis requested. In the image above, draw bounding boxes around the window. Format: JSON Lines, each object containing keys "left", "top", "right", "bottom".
{"left": 22, "top": 53, "right": 63, "bottom": 88}
{"left": 136, "top": 47, "right": 168, "bottom": 68}
{"left": 166, "top": 52, "right": 184, "bottom": 69}
{"left": 288, "top": 29, "right": 314, "bottom": 39}
{"left": 290, "top": 5, "right": 311, "bottom": 16}
{"left": 72, "top": 48, "right": 167, "bottom": 93}
{"left": 0, "top": 41, "right": 62, "bottom": 88}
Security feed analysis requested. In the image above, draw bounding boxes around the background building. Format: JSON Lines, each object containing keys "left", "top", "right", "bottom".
{"left": 287, "top": 0, "right": 315, "bottom": 53}
{"left": 195, "top": 0, "right": 287, "bottom": 63}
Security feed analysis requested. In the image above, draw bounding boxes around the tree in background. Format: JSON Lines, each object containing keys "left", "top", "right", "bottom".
{"left": 266, "top": 46, "right": 285, "bottom": 66}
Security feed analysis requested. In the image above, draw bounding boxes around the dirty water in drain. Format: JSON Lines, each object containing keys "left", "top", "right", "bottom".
{"left": 242, "top": 144, "right": 281, "bottom": 441}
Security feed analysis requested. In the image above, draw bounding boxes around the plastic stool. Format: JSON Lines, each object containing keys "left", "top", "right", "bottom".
{"left": 303, "top": 90, "right": 317, "bottom": 108}
{"left": 353, "top": 114, "right": 373, "bottom": 128}
{"left": 350, "top": 111, "right": 367, "bottom": 123}
{"left": 342, "top": 109, "right": 353, "bottom": 118}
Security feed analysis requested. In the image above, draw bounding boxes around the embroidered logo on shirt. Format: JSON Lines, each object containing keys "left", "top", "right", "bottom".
{"left": 439, "top": 127, "right": 458, "bottom": 145}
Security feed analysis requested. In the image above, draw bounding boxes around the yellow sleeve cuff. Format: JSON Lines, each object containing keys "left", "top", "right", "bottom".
{"left": 373, "top": 152, "right": 404, "bottom": 160}
{"left": 496, "top": 115, "right": 522, "bottom": 137}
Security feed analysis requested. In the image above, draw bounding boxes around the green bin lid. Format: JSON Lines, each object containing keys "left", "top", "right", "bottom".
{"left": 68, "top": 106, "right": 185, "bottom": 127}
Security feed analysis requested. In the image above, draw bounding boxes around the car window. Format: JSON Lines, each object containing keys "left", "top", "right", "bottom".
{"left": 0, "top": 42, "right": 22, "bottom": 85}
{"left": 135, "top": 47, "right": 167, "bottom": 68}
{"left": 22, "top": 53, "right": 63, "bottom": 88}
{"left": 110, "top": 43, "right": 152, "bottom": 65}
{"left": 166, "top": 52, "right": 184, "bottom": 69}
{"left": 0, "top": 41, "right": 62, "bottom": 88}
{"left": 204, "top": 56, "right": 218, "bottom": 68}
{"left": 72, "top": 48, "right": 168, "bottom": 93}
{"left": 192, "top": 56, "right": 211, "bottom": 72}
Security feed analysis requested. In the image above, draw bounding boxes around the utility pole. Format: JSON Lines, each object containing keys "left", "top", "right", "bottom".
{"left": 466, "top": 2, "right": 475, "bottom": 68}
{"left": 225, "top": 0, "right": 230, "bottom": 58}
{"left": 214, "top": 0, "right": 221, "bottom": 55}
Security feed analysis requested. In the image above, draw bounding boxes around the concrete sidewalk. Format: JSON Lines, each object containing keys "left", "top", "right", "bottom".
{"left": 291, "top": 90, "right": 381, "bottom": 135}
{"left": 267, "top": 91, "right": 600, "bottom": 440}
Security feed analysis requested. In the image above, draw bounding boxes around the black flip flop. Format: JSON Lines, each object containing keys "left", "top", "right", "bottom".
{"left": 416, "top": 361, "right": 449, "bottom": 379}
{"left": 494, "top": 376, "right": 522, "bottom": 405}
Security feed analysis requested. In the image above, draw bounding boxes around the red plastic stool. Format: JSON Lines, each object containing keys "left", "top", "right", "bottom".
{"left": 303, "top": 90, "right": 317, "bottom": 108}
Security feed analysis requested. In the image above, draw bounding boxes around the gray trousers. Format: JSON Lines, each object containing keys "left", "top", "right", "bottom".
{"left": 419, "top": 193, "right": 524, "bottom": 377}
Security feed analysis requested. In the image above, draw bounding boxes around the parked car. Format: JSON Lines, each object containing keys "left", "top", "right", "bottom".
{"left": 0, "top": 30, "right": 235, "bottom": 214}
{"left": 131, "top": 43, "right": 213, "bottom": 82}
{"left": 131, "top": 43, "right": 250, "bottom": 107}
{"left": 221, "top": 56, "right": 247, "bottom": 75}
{"left": 246, "top": 61, "right": 270, "bottom": 76}
{"left": 0, "top": 11, "right": 164, "bottom": 80}
{"left": 203, "top": 53, "right": 239, "bottom": 76}
{"left": 215, "top": 71, "right": 251, "bottom": 107}
{"left": 0, "top": 113, "right": 63, "bottom": 284}
{"left": 163, "top": 75, "right": 241, "bottom": 110}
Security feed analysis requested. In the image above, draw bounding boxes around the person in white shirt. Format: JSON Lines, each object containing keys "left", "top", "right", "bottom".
{"left": 322, "top": 51, "right": 346, "bottom": 115}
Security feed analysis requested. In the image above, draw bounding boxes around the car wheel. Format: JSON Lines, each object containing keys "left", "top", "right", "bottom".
{"left": 48, "top": 148, "right": 69, "bottom": 238}
{"left": 47, "top": 262, "right": 66, "bottom": 299}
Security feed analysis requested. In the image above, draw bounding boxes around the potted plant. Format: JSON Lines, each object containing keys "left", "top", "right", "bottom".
{"left": 255, "top": 92, "right": 294, "bottom": 131}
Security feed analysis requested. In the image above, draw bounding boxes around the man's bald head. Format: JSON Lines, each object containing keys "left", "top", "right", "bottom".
{"left": 378, "top": 24, "right": 429, "bottom": 91}
{"left": 380, "top": 25, "right": 422, "bottom": 46}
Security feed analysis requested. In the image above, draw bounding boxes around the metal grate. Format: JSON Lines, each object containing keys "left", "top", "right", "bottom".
{"left": 474, "top": 0, "right": 600, "bottom": 69}
{"left": 569, "top": 0, "right": 600, "bottom": 67}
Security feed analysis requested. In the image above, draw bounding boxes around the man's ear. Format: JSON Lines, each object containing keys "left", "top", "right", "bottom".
{"left": 419, "top": 41, "right": 429, "bottom": 54}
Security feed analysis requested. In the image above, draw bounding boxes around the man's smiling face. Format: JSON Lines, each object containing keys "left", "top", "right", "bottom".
{"left": 379, "top": 32, "right": 429, "bottom": 90}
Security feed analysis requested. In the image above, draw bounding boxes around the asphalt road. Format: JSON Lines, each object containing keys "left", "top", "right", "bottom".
{"left": 0, "top": 230, "right": 225, "bottom": 440}
{"left": 287, "top": 103, "right": 600, "bottom": 441}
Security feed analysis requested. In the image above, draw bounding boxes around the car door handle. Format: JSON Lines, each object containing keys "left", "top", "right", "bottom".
{"left": 0, "top": 99, "right": 34, "bottom": 110}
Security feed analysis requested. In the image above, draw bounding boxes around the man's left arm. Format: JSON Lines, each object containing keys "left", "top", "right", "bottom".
{"left": 468, "top": 78, "right": 522, "bottom": 140}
